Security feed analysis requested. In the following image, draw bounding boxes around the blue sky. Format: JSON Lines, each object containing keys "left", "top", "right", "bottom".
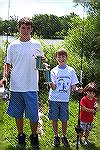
{"left": 0, "top": 0, "right": 85, "bottom": 20}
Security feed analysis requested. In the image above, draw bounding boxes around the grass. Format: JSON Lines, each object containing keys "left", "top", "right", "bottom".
{"left": 0, "top": 94, "right": 100, "bottom": 150}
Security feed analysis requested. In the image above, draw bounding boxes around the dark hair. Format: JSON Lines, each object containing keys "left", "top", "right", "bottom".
{"left": 84, "top": 82, "right": 98, "bottom": 94}
{"left": 18, "top": 17, "right": 32, "bottom": 28}
{"left": 55, "top": 48, "right": 68, "bottom": 58}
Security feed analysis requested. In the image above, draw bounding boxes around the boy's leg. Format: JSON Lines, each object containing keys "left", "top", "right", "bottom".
{"left": 30, "top": 121, "right": 39, "bottom": 148}
{"left": 52, "top": 120, "right": 58, "bottom": 136}
{"left": 16, "top": 118, "right": 26, "bottom": 148}
{"left": 61, "top": 121, "right": 70, "bottom": 147}
{"left": 48, "top": 101, "right": 60, "bottom": 146}
{"left": 23, "top": 91, "right": 39, "bottom": 148}
{"left": 62, "top": 121, "right": 67, "bottom": 136}
{"left": 7, "top": 92, "right": 26, "bottom": 147}
{"left": 30, "top": 121, "right": 38, "bottom": 134}
{"left": 84, "top": 130, "right": 89, "bottom": 141}
{"left": 80, "top": 122, "right": 91, "bottom": 145}
{"left": 52, "top": 120, "right": 60, "bottom": 147}
{"left": 16, "top": 118, "right": 23, "bottom": 134}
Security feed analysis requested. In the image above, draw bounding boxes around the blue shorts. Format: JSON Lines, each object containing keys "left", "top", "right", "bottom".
{"left": 48, "top": 101, "right": 69, "bottom": 121}
{"left": 7, "top": 91, "right": 38, "bottom": 122}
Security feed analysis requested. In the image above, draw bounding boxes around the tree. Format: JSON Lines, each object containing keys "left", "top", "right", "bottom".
{"left": 32, "top": 14, "right": 62, "bottom": 39}
{"left": 0, "top": 19, "right": 3, "bottom": 34}
{"left": 73, "top": 0, "right": 100, "bottom": 58}
{"left": 2, "top": 15, "right": 18, "bottom": 35}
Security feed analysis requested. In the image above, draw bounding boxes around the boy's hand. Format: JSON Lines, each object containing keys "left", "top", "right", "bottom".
{"left": 0, "top": 79, "right": 7, "bottom": 87}
{"left": 72, "top": 85, "right": 83, "bottom": 93}
{"left": 77, "top": 87, "right": 83, "bottom": 93}
{"left": 49, "top": 82, "right": 56, "bottom": 90}
{"left": 0, "top": 79, "right": 4, "bottom": 87}
{"left": 92, "top": 109, "right": 96, "bottom": 114}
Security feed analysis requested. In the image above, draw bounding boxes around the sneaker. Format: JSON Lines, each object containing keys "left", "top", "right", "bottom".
{"left": 78, "top": 138, "right": 83, "bottom": 145}
{"left": 16, "top": 133, "right": 26, "bottom": 148}
{"left": 53, "top": 135, "right": 60, "bottom": 147}
{"left": 84, "top": 140, "right": 90, "bottom": 145}
{"left": 30, "top": 134, "right": 39, "bottom": 149}
{"left": 61, "top": 136, "right": 70, "bottom": 147}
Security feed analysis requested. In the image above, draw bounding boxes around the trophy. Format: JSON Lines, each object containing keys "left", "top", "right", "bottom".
{"left": 43, "top": 63, "right": 52, "bottom": 84}
{"left": 36, "top": 49, "right": 43, "bottom": 70}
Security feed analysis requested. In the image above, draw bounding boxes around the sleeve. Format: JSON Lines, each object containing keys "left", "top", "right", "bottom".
{"left": 71, "top": 68, "right": 79, "bottom": 85}
{"left": 6, "top": 44, "right": 12, "bottom": 64}
{"left": 51, "top": 70, "right": 56, "bottom": 84}
{"left": 80, "top": 97, "right": 87, "bottom": 107}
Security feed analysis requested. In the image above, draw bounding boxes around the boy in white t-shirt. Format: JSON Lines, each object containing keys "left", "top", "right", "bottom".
{"left": 49, "top": 48, "right": 83, "bottom": 147}
{"left": 3, "top": 17, "right": 44, "bottom": 149}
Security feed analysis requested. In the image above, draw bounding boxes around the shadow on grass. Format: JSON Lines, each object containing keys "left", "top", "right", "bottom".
{"left": 2, "top": 144, "right": 100, "bottom": 150}
{"left": 2, "top": 145, "right": 16, "bottom": 150}
{"left": 80, "top": 142, "right": 100, "bottom": 150}
{"left": 51, "top": 145, "right": 73, "bottom": 150}
{"left": 3, "top": 145, "right": 42, "bottom": 150}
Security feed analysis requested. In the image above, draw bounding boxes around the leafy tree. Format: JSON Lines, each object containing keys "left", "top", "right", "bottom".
{"left": 0, "top": 19, "right": 3, "bottom": 34}
{"left": 73, "top": 0, "right": 100, "bottom": 59}
{"left": 2, "top": 15, "right": 18, "bottom": 35}
{"left": 32, "top": 14, "right": 62, "bottom": 38}
{"left": 8, "top": 15, "right": 18, "bottom": 35}
{"left": 56, "top": 13, "right": 78, "bottom": 38}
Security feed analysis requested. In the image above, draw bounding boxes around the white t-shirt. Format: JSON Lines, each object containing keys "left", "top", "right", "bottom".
{"left": 49, "top": 65, "right": 79, "bottom": 102}
{"left": 6, "top": 39, "right": 44, "bottom": 92}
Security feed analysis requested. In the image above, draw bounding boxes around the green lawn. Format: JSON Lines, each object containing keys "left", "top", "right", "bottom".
{"left": 0, "top": 96, "right": 100, "bottom": 150}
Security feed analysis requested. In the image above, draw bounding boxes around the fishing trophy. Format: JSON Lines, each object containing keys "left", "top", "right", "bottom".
{"left": 43, "top": 63, "right": 52, "bottom": 84}
{"left": 36, "top": 49, "right": 43, "bottom": 70}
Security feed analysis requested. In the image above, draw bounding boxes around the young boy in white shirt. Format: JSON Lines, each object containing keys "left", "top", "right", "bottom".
{"left": 49, "top": 48, "right": 83, "bottom": 147}
{"left": 3, "top": 17, "right": 44, "bottom": 149}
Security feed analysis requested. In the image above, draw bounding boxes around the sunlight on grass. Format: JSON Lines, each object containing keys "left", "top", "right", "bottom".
{"left": 0, "top": 96, "right": 100, "bottom": 150}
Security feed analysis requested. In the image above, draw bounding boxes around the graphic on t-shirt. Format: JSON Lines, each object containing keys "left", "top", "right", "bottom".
{"left": 57, "top": 77, "right": 70, "bottom": 92}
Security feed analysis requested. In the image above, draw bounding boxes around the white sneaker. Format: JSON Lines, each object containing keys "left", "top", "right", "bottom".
{"left": 77, "top": 139, "right": 82, "bottom": 145}
{"left": 78, "top": 140, "right": 81, "bottom": 145}
{"left": 84, "top": 140, "right": 89, "bottom": 145}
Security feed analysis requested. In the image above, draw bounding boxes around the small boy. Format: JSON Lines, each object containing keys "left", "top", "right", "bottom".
{"left": 79, "top": 82, "right": 98, "bottom": 145}
{"left": 48, "top": 48, "right": 83, "bottom": 147}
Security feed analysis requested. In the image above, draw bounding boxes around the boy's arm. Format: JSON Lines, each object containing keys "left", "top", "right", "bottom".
{"left": 0, "top": 79, "right": 4, "bottom": 87}
{"left": 81, "top": 105, "right": 96, "bottom": 113}
{"left": 3, "top": 63, "right": 11, "bottom": 79}
{"left": 72, "top": 85, "right": 83, "bottom": 93}
{"left": 49, "top": 82, "right": 56, "bottom": 90}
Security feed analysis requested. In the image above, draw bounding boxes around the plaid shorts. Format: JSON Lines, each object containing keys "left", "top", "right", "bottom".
{"left": 80, "top": 121, "right": 93, "bottom": 131}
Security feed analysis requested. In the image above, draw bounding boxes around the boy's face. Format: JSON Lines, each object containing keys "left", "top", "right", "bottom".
{"left": 56, "top": 54, "right": 67, "bottom": 66}
{"left": 18, "top": 23, "right": 32, "bottom": 37}
{"left": 86, "top": 91, "right": 96, "bottom": 100}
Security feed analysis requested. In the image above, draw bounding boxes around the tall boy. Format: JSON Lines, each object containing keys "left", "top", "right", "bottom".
{"left": 3, "top": 17, "right": 44, "bottom": 148}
